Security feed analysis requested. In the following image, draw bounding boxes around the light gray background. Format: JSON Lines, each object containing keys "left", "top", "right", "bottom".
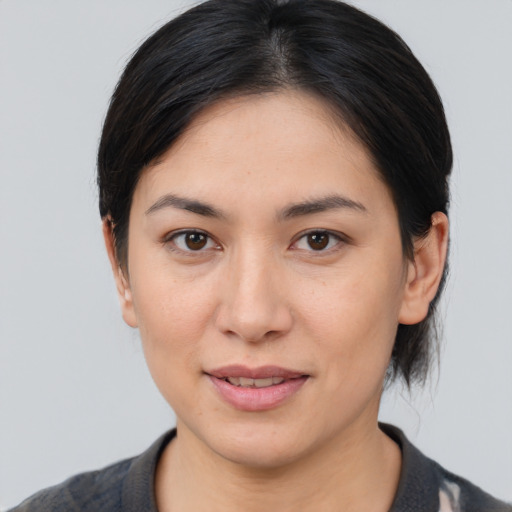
{"left": 1, "top": 0, "right": 511, "bottom": 508}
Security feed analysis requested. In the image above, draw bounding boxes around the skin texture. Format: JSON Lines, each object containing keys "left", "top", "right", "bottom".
{"left": 104, "top": 91, "right": 448, "bottom": 511}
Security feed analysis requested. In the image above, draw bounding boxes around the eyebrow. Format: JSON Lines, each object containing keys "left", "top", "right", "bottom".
{"left": 145, "top": 193, "right": 367, "bottom": 220}
{"left": 279, "top": 195, "right": 367, "bottom": 220}
{"left": 145, "top": 194, "right": 227, "bottom": 219}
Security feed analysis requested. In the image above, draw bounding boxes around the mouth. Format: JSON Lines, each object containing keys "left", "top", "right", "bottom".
{"left": 206, "top": 365, "right": 309, "bottom": 411}
{"left": 221, "top": 376, "right": 288, "bottom": 388}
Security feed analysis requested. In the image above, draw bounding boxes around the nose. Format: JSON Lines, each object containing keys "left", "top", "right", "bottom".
{"left": 215, "top": 246, "right": 293, "bottom": 343}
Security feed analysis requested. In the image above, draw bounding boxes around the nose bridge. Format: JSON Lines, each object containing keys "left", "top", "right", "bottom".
{"left": 216, "top": 240, "right": 291, "bottom": 342}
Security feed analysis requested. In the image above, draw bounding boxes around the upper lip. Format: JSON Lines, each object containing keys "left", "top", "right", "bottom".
{"left": 206, "top": 365, "right": 307, "bottom": 379}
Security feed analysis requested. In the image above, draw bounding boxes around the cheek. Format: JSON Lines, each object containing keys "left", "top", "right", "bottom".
{"left": 129, "top": 243, "right": 217, "bottom": 335}
{"left": 298, "top": 262, "right": 404, "bottom": 383}
{"left": 128, "top": 264, "right": 217, "bottom": 391}
{"left": 133, "top": 285, "right": 213, "bottom": 416}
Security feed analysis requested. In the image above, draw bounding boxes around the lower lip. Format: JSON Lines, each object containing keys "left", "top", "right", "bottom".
{"left": 208, "top": 375, "right": 308, "bottom": 412}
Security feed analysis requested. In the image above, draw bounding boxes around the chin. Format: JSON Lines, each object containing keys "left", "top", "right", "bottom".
{"left": 193, "top": 418, "right": 317, "bottom": 470}
{"left": 215, "top": 436, "right": 304, "bottom": 469}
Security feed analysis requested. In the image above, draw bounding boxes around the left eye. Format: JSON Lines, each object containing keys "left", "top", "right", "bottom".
{"left": 169, "top": 231, "right": 218, "bottom": 252}
{"left": 293, "top": 231, "right": 342, "bottom": 251}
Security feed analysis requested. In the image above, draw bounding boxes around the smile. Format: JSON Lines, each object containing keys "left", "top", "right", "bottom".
{"left": 224, "top": 376, "right": 285, "bottom": 388}
{"left": 206, "top": 365, "right": 309, "bottom": 411}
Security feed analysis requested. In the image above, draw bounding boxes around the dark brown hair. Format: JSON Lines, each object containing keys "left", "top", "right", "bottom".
{"left": 98, "top": 0, "right": 452, "bottom": 387}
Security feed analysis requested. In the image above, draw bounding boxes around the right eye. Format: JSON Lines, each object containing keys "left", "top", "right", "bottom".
{"left": 167, "top": 230, "right": 220, "bottom": 252}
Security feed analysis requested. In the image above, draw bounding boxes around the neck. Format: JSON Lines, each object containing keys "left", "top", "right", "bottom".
{"left": 155, "top": 418, "right": 401, "bottom": 512}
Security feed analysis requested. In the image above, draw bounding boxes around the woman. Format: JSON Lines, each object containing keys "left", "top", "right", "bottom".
{"left": 8, "top": 0, "right": 511, "bottom": 510}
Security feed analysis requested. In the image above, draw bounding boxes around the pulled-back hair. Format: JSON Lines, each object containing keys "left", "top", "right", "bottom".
{"left": 98, "top": 0, "right": 452, "bottom": 387}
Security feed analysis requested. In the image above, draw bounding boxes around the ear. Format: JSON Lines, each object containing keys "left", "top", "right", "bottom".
{"left": 398, "top": 212, "right": 449, "bottom": 325}
{"left": 102, "top": 218, "right": 138, "bottom": 328}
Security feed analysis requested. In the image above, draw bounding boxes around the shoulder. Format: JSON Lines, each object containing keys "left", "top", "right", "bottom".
{"left": 8, "top": 458, "right": 131, "bottom": 512}
{"left": 8, "top": 430, "right": 176, "bottom": 512}
{"left": 435, "top": 463, "right": 511, "bottom": 512}
{"left": 381, "top": 423, "right": 512, "bottom": 512}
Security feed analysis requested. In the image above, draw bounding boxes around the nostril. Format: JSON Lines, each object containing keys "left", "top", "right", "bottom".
{"left": 214, "top": 281, "right": 293, "bottom": 342}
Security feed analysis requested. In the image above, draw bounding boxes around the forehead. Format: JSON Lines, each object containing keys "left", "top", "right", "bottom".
{"left": 135, "top": 91, "right": 392, "bottom": 216}
{"left": 160, "top": 90, "right": 362, "bottom": 166}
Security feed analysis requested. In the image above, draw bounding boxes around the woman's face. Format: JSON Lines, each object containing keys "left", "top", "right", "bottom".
{"left": 121, "top": 91, "right": 412, "bottom": 467}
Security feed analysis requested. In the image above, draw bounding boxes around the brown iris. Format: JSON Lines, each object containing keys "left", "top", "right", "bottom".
{"left": 185, "top": 232, "right": 208, "bottom": 250}
{"left": 307, "top": 232, "right": 329, "bottom": 250}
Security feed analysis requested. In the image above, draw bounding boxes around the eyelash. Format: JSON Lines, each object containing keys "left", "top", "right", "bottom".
{"left": 163, "top": 230, "right": 220, "bottom": 254}
{"left": 163, "top": 229, "right": 347, "bottom": 255}
{"left": 291, "top": 230, "right": 346, "bottom": 253}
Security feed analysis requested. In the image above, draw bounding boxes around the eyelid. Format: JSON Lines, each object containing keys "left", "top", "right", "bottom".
{"left": 163, "top": 229, "right": 221, "bottom": 253}
{"left": 290, "top": 229, "right": 349, "bottom": 252}
{"left": 162, "top": 228, "right": 348, "bottom": 254}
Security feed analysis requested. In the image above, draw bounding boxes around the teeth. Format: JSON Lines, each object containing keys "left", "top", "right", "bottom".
{"left": 239, "top": 377, "right": 254, "bottom": 387}
{"left": 226, "top": 376, "right": 286, "bottom": 388}
{"left": 227, "top": 377, "right": 241, "bottom": 386}
{"left": 254, "top": 377, "right": 273, "bottom": 388}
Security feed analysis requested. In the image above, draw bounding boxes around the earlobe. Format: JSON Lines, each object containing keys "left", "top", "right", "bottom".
{"left": 102, "top": 219, "right": 138, "bottom": 328}
{"left": 398, "top": 212, "right": 449, "bottom": 325}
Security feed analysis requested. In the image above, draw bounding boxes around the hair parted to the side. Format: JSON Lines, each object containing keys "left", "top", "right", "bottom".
{"left": 97, "top": 0, "right": 452, "bottom": 387}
